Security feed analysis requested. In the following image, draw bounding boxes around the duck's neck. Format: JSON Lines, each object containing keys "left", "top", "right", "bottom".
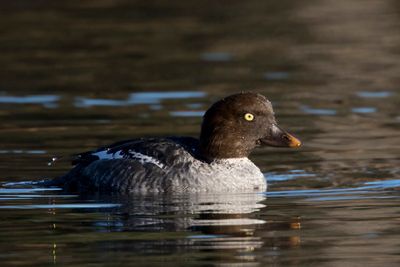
{"left": 199, "top": 132, "right": 254, "bottom": 160}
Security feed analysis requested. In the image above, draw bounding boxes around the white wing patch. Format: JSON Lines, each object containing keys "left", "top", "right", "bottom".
{"left": 127, "top": 150, "right": 165, "bottom": 169}
{"left": 92, "top": 149, "right": 164, "bottom": 169}
{"left": 92, "top": 150, "right": 124, "bottom": 160}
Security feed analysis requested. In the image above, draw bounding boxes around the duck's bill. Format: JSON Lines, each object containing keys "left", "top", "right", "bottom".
{"left": 259, "top": 124, "right": 301, "bottom": 148}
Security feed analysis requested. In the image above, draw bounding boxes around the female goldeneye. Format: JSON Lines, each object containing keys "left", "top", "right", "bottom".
{"left": 49, "top": 92, "right": 301, "bottom": 194}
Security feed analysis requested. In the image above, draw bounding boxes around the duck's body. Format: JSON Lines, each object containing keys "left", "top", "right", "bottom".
{"left": 58, "top": 137, "right": 266, "bottom": 193}
{"left": 50, "top": 93, "right": 301, "bottom": 194}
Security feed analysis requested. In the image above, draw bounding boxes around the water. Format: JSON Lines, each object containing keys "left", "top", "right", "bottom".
{"left": 0, "top": 0, "right": 400, "bottom": 266}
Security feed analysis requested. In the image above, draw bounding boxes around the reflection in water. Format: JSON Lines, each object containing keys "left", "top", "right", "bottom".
{"left": 0, "top": 94, "right": 60, "bottom": 108}
{"left": 356, "top": 91, "right": 393, "bottom": 98}
{"left": 0, "top": 183, "right": 274, "bottom": 265}
{"left": 351, "top": 107, "right": 377, "bottom": 114}
{"left": 0, "top": 149, "right": 47, "bottom": 155}
{"left": 98, "top": 193, "right": 271, "bottom": 262}
{"left": 200, "top": 52, "right": 233, "bottom": 62}
{"left": 98, "top": 193, "right": 267, "bottom": 234}
{"left": 300, "top": 105, "right": 337, "bottom": 116}
{"left": 169, "top": 110, "right": 205, "bottom": 117}
{"left": 75, "top": 91, "right": 207, "bottom": 108}
{"left": 263, "top": 71, "right": 289, "bottom": 81}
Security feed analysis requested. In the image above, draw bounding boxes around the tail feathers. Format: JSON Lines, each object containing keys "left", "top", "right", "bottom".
{"left": 36, "top": 176, "right": 65, "bottom": 187}
{"left": 37, "top": 164, "right": 90, "bottom": 192}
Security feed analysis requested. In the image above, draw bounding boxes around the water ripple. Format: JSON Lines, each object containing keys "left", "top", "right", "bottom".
{"left": 0, "top": 203, "right": 121, "bottom": 209}
{"left": 0, "top": 94, "right": 60, "bottom": 108}
{"left": 268, "top": 179, "right": 400, "bottom": 200}
{"left": 356, "top": 91, "right": 392, "bottom": 98}
{"left": 300, "top": 105, "right": 337, "bottom": 116}
{"left": 263, "top": 71, "right": 289, "bottom": 81}
{"left": 75, "top": 91, "right": 206, "bottom": 107}
{"left": 169, "top": 111, "right": 205, "bottom": 117}
{"left": 200, "top": 52, "right": 232, "bottom": 62}
{"left": 351, "top": 107, "right": 377, "bottom": 114}
{"left": 0, "top": 150, "right": 46, "bottom": 155}
{"left": 266, "top": 169, "right": 316, "bottom": 182}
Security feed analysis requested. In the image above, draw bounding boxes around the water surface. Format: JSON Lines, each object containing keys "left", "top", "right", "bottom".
{"left": 1, "top": 0, "right": 399, "bottom": 266}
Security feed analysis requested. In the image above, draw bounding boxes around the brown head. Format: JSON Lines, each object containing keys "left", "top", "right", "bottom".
{"left": 199, "top": 92, "right": 301, "bottom": 160}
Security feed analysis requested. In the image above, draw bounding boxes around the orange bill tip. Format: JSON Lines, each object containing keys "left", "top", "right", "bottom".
{"left": 287, "top": 133, "right": 302, "bottom": 148}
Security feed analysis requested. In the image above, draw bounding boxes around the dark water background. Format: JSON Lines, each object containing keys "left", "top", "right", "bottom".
{"left": 0, "top": 1, "right": 399, "bottom": 266}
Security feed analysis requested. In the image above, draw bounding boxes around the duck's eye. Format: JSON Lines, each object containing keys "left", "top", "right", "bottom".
{"left": 244, "top": 113, "right": 254, "bottom": 121}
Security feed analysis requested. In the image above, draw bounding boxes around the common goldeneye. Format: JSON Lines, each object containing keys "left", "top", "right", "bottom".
{"left": 49, "top": 92, "right": 301, "bottom": 194}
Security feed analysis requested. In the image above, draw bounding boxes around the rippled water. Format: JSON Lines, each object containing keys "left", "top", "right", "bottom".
{"left": 1, "top": 0, "right": 400, "bottom": 266}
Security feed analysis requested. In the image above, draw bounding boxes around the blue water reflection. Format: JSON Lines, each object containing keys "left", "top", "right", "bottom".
{"left": 356, "top": 91, "right": 392, "bottom": 98}
{"left": 351, "top": 107, "right": 377, "bottom": 113}
{"left": 268, "top": 179, "right": 400, "bottom": 200}
{"left": 0, "top": 150, "right": 47, "bottom": 154}
{"left": 75, "top": 91, "right": 207, "bottom": 107}
{"left": 169, "top": 111, "right": 205, "bottom": 117}
{"left": 0, "top": 203, "right": 121, "bottom": 209}
{"left": 300, "top": 105, "right": 337, "bottom": 116}
{"left": 266, "top": 169, "right": 316, "bottom": 182}
{"left": 200, "top": 52, "right": 233, "bottom": 62}
{"left": 263, "top": 71, "right": 289, "bottom": 81}
{"left": 0, "top": 95, "right": 60, "bottom": 108}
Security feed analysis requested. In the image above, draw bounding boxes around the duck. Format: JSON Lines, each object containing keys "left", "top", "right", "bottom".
{"left": 48, "top": 92, "right": 301, "bottom": 194}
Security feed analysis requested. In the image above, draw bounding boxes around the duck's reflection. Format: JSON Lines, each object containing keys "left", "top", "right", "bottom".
{"left": 94, "top": 193, "right": 267, "bottom": 255}
{"left": 73, "top": 192, "right": 303, "bottom": 265}
{"left": 41, "top": 192, "right": 304, "bottom": 266}
{"left": 101, "top": 193, "right": 267, "bottom": 235}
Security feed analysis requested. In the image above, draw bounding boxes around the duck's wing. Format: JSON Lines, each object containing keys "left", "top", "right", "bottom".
{"left": 72, "top": 137, "right": 200, "bottom": 167}
{"left": 53, "top": 137, "right": 201, "bottom": 193}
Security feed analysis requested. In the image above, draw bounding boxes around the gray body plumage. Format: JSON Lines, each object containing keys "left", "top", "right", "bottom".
{"left": 57, "top": 137, "right": 267, "bottom": 194}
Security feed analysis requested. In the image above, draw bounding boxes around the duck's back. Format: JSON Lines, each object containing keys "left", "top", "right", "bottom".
{"left": 54, "top": 137, "right": 203, "bottom": 193}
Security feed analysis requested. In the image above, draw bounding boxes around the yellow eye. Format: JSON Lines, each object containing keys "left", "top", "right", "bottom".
{"left": 244, "top": 113, "right": 254, "bottom": 121}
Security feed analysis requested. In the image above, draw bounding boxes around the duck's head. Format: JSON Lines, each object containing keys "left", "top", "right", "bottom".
{"left": 199, "top": 92, "right": 301, "bottom": 160}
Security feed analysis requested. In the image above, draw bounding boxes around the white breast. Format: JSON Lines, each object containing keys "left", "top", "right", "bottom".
{"left": 177, "top": 157, "right": 267, "bottom": 193}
